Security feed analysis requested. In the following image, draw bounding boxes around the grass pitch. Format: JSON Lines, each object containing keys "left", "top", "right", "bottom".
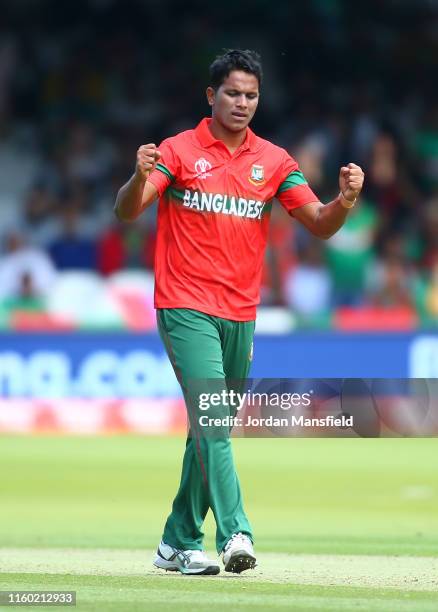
{"left": 0, "top": 436, "right": 437, "bottom": 610}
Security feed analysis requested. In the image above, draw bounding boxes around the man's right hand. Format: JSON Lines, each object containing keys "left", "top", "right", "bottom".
{"left": 135, "top": 144, "right": 161, "bottom": 181}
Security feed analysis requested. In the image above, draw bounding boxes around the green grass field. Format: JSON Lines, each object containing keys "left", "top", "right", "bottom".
{"left": 1, "top": 436, "right": 438, "bottom": 611}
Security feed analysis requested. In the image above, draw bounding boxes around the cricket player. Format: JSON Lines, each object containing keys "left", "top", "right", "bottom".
{"left": 115, "top": 49, "right": 364, "bottom": 575}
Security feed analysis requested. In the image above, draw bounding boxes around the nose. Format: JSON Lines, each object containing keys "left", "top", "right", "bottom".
{"left": 236, "top": 94, "right": 248, "bottom": 108}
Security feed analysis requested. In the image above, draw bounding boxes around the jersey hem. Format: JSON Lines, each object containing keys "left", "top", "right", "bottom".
{"left": 155, "top": 301, "right": 256, "bottom": 322}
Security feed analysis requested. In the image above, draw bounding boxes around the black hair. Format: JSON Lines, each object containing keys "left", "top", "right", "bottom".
{"left": 209, "top": 49, "right": 263, "bottom": 90}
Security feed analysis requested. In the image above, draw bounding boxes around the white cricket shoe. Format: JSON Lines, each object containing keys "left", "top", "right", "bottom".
{"left": 153, "top": 541, "right": 220, "bottom": 575}
{"left": 222, "top": 532, "right": 256, "bottom": 573}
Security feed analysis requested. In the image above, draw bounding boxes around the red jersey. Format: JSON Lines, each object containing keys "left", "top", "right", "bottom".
{"left": 148, "top": 118, "right": 318, "bottom": 321}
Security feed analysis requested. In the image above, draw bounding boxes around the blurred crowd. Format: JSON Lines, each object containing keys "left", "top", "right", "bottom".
{"left": 0, "top": 0, "right": 437, "bottom": 329}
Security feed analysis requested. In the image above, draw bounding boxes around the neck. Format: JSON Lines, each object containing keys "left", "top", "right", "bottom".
{"left": 209, "top": 117, "right": 247, "bottom": 153}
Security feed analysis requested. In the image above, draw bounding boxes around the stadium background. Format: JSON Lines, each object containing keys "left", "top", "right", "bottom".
{"left": 1, "top": 2, "right": 438, "bottom": 610}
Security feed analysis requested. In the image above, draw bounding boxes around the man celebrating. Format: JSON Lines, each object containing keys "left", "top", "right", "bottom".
{"left": 115, "top": 49, "right": 364, "bottom": 575}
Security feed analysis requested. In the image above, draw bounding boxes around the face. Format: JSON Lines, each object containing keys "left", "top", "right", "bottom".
{"left": 207, "top": 70, "right": 259, "bottom": 132}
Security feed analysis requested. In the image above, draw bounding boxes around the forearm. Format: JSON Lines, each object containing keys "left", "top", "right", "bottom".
{"left": 114, "top": 173, "right": 146, "bottom": 222}
{"left": 315, "top": 193, "right": 352, "bottom": 239}
{"left": 292, "top": 163, "right": 363, "bottom": 240}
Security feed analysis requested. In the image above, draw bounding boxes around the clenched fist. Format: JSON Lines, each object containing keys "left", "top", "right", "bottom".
{"left": 135, "top": 144, "right": 161, "bottom": 181}
{"left": 339, "top": 163, "right": 364, "bottom": 203}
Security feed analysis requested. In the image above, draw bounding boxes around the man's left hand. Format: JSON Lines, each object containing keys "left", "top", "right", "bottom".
{"left": 339, "top": 163, "right": 364, "bottom": 202}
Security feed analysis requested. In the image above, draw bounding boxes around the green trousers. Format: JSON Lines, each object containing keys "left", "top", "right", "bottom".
{"left": 157, "top": 308, "right": 255, "bottom": 553}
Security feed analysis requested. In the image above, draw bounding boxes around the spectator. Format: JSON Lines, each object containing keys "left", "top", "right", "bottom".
{"left": 414, "top": 107, "right": 438, "bottom": 192}
{"left": 365, "top": 233, "right": 416, "bottom": 309}
{"left": 368, "top": 260, "right": 414, "bottom": 309}
{"left": 63, "top": 121, "right": 114, "bottom": 189}
{"left": 0, "top": 231, "right": 57, "bottom": 301}
{"left": 285, "top": 240, "right": 332, "bottom": 320}
{"left": 48, "top": 206, "right": 97, "bottom": 270}
{"left": 366, "top": 133, "right": 403, "bottom": 229}
{"left": 324, "top": 199, "right": 378, "bottom": 306}
{"left": 1, "top": 272, "right": 45, "bottom": 316}
{"left": 19, "top": 184, "right": 58, "bottom": 248}
{"left": 420, "top": 197, "right": 438, "bottom": 270}
{"left": 425, "top": 260, "right": 438, "bottom": 320}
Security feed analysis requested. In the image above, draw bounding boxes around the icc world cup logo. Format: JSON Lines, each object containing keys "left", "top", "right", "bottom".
{"left": 194, "top": 158, "right": 212, "bottom": 179}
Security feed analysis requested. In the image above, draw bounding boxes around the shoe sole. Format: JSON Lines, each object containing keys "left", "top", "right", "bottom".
{"left": 154, "top": 557, "right": 220, "bottom": 576}
{"left": 224, "top": 550, "right": 257, "bottom": 574}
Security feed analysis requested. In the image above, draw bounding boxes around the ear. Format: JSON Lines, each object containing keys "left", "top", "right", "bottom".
{"left": 206, "top": 86, "right": 215, "bottom": 107}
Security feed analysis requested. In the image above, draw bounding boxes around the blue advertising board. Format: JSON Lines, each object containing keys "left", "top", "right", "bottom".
{"left": 0, "top": 332, "right": 437, "bottom": 398}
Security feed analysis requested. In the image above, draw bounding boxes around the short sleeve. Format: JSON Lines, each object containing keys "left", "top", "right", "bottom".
{"left": 276, "top": 153, "right": 319, "bottom": 214}
{"left": 148, "top": 138, "right": 180, "bottom": 197}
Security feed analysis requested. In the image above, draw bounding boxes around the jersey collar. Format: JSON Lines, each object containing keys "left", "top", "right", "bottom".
{"left": 195, "top": 117, "right": 256, "bottom": 152}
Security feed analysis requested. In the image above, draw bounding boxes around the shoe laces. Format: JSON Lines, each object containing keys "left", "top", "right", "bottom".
{"left": 187, "top": 550, "right": 206, "bottom": 562}
{"left": 225, "top": 532, "right": 249, "bottom": 551}
{"left": 162, "top": 542, "right": 206, "bottom": 565}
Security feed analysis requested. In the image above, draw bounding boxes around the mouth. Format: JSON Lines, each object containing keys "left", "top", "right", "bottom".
{"left": 231, "top": 112, "right": 248, "bottom": 119}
